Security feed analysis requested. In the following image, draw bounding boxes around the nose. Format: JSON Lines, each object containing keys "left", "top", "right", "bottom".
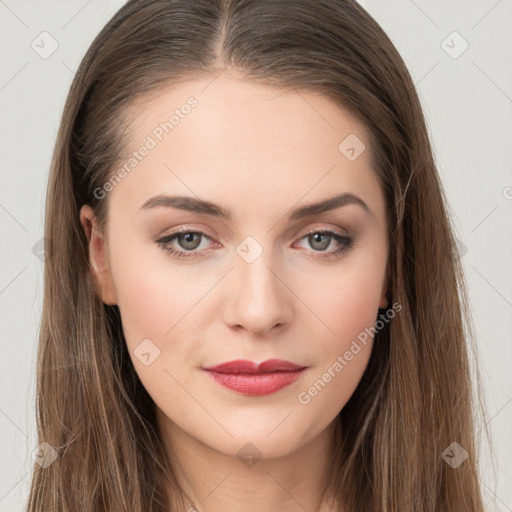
{"left": 222, "top": 247, "right": 293, "bottom": 336}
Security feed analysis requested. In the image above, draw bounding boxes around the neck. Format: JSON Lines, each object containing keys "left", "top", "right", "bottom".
{"left": 157, "top": 409, "right": 340, "bottom": 512}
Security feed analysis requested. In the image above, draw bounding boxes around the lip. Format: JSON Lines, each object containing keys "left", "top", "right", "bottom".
{"left": 203, "top": 359, "right": 308, "bottom": 396}
{"left": 203, "top": 359, "right": 306, "bottom": 374}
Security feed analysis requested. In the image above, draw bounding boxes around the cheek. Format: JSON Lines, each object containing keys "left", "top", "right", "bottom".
{"left": 107, "top": 237, "right": 217, "bottom": 394}
{"left": 113, "top": 266, "right": 174, "bottom": 338}
{"left": 108, "top": 231, "right": 197, "bottom": 339}
{"left": 305, "top": 258, "right": 385, "bottom": 350}
{"left": 294, "top": 255, "right": 384, "bottom": 409}
{"left": 110, "top": 254, "right": 200, "bottom": 406}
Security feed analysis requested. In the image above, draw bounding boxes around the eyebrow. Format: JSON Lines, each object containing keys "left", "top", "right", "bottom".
{"left": 140, "top": 192, "right": 371, "bottom": 220}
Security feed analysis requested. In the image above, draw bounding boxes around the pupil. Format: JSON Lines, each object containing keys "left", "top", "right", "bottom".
{"left": 181, "top": 232, "right": 199, "bottom": 250}
{"left": 311, "top": 233, "right": 329, "bottom": 250}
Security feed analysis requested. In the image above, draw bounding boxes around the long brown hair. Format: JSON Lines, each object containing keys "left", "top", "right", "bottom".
{"left": 27, "top": 0, "right": 489, "bottom": 510}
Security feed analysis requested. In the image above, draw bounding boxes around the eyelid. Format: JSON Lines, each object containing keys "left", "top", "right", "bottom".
{"left": 153, "top": 223, "right": 350, "bottom": 244}
{"left": 151, "top": 224, "right": 216, "bottom": 242}
{"left": 154, "top": 222, "right": 354, "bottom": 262}
{"left": 299, "top": 223, "right": 350, "bottom": 238}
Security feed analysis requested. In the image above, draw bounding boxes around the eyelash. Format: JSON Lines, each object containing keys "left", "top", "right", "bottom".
{"left": 155, "top": 227, "right": 354, "bottom": 261}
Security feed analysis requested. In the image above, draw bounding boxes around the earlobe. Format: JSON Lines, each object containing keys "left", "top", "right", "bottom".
{"left": 379, "top": 292, "right": 389, "bottom": 309}
{"left": 379, "top": 270, "right": 389, "bottom": 309}
{"left": 79, "top": 205, "right": 117, "bottom": 305}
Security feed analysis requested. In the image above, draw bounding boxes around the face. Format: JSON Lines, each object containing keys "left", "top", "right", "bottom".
{"left": 80, "top": 73, "right": 388, "bottom": 461}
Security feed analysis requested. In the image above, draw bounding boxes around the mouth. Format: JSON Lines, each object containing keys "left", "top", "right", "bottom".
{"left": 202, "top": 359, "right": 308, "bottom": 396}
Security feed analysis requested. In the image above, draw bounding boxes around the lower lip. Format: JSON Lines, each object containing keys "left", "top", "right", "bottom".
{"left": 204, "top": 369, "right": 306, "bottom": 396}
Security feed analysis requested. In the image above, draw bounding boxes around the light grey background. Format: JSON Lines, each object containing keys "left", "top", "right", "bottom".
{"left": 0, "top": 1, "right": 511, "bottom": 510}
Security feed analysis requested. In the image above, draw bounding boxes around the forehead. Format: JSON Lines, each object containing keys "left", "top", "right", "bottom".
{"left": 107, "top": 74, "right": 383, "bottom": 221}
{"left": 124, "top": 73, "right": 369, "bottom": 156}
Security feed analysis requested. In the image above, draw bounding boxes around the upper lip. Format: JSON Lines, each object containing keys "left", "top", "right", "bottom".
{"left": 203, "top": 359, "right": 307, "bottom": 374}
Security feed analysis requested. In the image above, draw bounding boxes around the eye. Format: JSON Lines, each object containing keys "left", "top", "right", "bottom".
{"left": 154, "top": 227, "right": 354, "bottom": 261}
{"left": 155, "top": 228, "right": 216, "bottom": 260}
{"left": 294, "top": 228, "right": 354, "bottom": 260}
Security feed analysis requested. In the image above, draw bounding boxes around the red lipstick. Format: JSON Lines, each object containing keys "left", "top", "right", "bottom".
{"left": 203, "top": 359, "right": 307, "bottom": 396}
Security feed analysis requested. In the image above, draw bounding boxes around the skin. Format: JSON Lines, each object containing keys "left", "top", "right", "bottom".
{"left": 80, "top": 72, "right": 388, "bottom": 512}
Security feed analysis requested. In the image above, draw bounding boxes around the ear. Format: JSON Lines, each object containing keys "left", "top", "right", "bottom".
{"left": 79, "top": 204, "right": 117, "bottom": 305}
{"left": 379, "top": 267, "right": 389, "bottom": 309}
{"left": 379, "top": 290, "right": 388, "bottom": 309}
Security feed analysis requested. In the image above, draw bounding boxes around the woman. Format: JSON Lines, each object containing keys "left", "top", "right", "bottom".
{"left": 26, "top": 0, "right": 488, "bottom": 510}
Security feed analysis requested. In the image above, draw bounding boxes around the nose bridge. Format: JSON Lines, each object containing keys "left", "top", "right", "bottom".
{"left": 224, "top": 234, "right": 291, "bottom": 333}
